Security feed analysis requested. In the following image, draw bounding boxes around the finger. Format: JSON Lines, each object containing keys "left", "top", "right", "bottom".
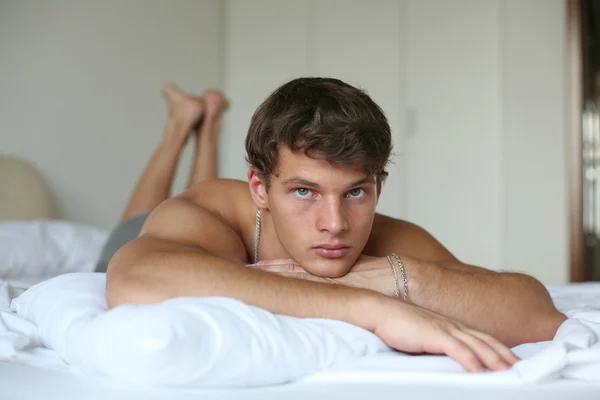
{"left": 466, "top": 329, "right": 520, "bottom": 365}
{"left": 255, "top": 259, "right": 295, "bottom": 266}
{"left": 440, "top": 335, "right": 485, "bottom": 373}
{"left": 271, "top": 271, "right": 334, "bottom": 284}
{"left": 271, "top": 271, "right": 315, "bottom": 281}
{"left": 453, "top": 330, "right": 511, "bottom": 371}
{"left": 251, "top": 264, "right": 304, "bottom": 273}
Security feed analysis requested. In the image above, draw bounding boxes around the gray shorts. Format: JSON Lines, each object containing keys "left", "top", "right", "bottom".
{"left": 94, "top": 212, "right": 150, "bottom": 273}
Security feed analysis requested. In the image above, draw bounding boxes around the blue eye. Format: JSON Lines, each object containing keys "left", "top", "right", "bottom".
{"left": 347, "top": 188, "right": 365, "bottom": 198}
{"left": 294, "top": 188, "right": 312, "bottom": 198}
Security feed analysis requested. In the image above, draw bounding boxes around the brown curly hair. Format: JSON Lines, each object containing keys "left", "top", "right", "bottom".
{"left": 245, "top": 77, "right": 393, "bottom": 189}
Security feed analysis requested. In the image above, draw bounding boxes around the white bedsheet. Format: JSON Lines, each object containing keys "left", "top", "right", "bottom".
{"left": 2, "top": 362, "right": 599, "bottom": 400}
{"left": 0, "top": 274, "right": 600, "bottom": 389}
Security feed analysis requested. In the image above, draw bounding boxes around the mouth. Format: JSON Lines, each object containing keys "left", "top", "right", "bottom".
{"left": 312, "top": 244, "right": 350, "bottom": 259}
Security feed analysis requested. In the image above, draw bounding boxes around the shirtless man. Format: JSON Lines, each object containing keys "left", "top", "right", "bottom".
{"left": 105, "top": 77, "right": 567, "bottom": 373}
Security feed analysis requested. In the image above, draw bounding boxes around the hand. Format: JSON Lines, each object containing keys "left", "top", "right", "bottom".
{"left": 250, "top": 258, "right": 520, "bottom": 372}
{"left": 248, "top": 255, "right": 398, "bottom": 297}
{"left": 373, "top": 297, "right": 519, "bottom": 372}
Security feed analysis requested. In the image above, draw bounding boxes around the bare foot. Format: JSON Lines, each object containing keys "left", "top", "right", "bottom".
{"left": 161, "top": 83, "right": 204, "bottom": 129}
{"left": 202, "top": 89, "right": 229, "bottom": 119}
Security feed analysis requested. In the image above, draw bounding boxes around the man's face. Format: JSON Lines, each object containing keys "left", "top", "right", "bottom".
{"left": 265, "top": 148, "right": 380, "bottom": 278}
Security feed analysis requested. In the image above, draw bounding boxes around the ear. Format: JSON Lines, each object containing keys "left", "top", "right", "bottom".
{"left": 248, "top": 167, "right": 269, "bottom": 208}
{"left": 375, "top": 180, "right": 382, "bottom": 204}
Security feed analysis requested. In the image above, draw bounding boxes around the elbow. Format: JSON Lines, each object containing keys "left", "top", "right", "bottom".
{"left": 106, "top": 273, "right": 134, "bottom": 309}
{"left": 106, "top": 282, "right": 129, "bottom": 309}
{"left": 106, "top": 272, "right": 167, "bottom": 309}
{"left": 513, "top": 311, "right": 568, "bottom": 346}
{"left": 505, "top": 273, "right": 568, "bottom": 344}
{"left": 105, "top": 265, "right": 139, "bottom": 309}
{"left": 500, "top": 312, "right": 566, "bottom": 348}
{"left": 534, "top": 311, "right": 568, "bottom": 342}
{"left": 105, "top": 246, "right": 139, "bottom": 309}
{"left": 105, "top": 247, "right": 166, "bottom": 309}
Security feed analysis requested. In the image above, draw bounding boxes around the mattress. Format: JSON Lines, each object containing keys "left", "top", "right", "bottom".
{"left": 0, "top": 279, "right": 599, "bottom": 399}
{"left": 1, "top": 360, "right": 599, "bottom": 400}
{"left": 1, "top": 222, "right": 600, "bottom": 398}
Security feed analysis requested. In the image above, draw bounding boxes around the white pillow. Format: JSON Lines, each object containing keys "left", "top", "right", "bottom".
{"left": 0, "top": 219, "right": 108, "bottom": 287}
{"left": 11, "top": 273, "right": 389, "bottom": 387}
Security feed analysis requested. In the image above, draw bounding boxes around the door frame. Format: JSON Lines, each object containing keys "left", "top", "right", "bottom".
{"left": 567, "top": 0, "right": 585, "bottom": 282}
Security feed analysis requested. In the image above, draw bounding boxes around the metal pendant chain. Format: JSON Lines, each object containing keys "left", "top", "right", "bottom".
{"left": 254, "top": 208, "right": 261, "bottom": 264}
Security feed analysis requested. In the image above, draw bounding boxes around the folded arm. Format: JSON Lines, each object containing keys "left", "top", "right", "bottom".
{"left": 106, "top": 192, "right": 518, "bottom": 372}
{"left": 369, "top": 217, "right": 567, "bottom": 347}
{"left": 256, "top": 216, "right": 567, "bottom": 347}
{"left": 402, "top": 256, "right": 566, "bottom": 347}
{"left": 107, "top": 196, "right": 375, "bottom": 329}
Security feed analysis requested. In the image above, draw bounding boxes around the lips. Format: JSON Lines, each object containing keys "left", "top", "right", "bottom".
{"left": 313, "top": 244, "right": 350, "bottom": 259}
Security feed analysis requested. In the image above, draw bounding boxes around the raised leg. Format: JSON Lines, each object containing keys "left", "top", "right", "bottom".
{"left": 186, "top": 89, "right": 229, "bottom": 188}
{"left": 120, "top": 83, "right": 203, "bottom": 222}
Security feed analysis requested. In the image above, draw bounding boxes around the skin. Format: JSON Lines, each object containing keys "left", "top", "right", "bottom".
{"left": 106, "top": 86, "right": 566, "bottom": 375}
{"left": 248, "top": 147, "right": 379, "bottom": 278}
{"left": 120, "top": 84, "right": 228, "bottom": 221}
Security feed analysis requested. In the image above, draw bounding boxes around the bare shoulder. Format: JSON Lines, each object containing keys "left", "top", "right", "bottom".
{"left": 133, "top": 179, "right": 251, "bottom": 264}
{"left": 182, "top": 178, "right": 250, "bottom": 203}
{"left": 365, "top": 213, "right": 458, "bottom": 263}
{"left": 179, "top": 178, "right": 254, "bottom": 237}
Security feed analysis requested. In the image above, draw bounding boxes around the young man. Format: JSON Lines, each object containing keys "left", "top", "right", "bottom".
{"left": 106, "top": 78, "right": 566, "bottom": 374}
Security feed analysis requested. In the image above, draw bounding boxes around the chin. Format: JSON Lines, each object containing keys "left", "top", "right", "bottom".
{"left": 305, "top": 259, "right": 353, "bottom": 279}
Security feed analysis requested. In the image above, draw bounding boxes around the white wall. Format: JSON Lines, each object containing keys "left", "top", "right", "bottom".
{"left": 221, "top": 0, "right": 310, "bottom": 183}
{"left": 403, "top": 0, "right": 567, "bottom": 282}
{"left": 404, "top": 0, "right": 503, "bottom": 270}
{"left": 223, "top": 0, "right": 405, "bottom": 219}
{"left": 0, "top": 0, "right": 223, "bottom": 230}
{"left": 223, "top": 0, "right": 568, "bottom": 283}
{"left": 501, "top": 0, "right": 568, "bottom": 283}
{"left": 0, "top": 0, "right": 569, "bottom": 283}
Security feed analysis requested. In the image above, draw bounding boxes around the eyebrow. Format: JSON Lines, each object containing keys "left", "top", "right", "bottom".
{"left": 281, "top": 176, "right": 376, "bottom": 188}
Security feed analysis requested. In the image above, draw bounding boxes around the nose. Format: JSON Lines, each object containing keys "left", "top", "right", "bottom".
{"left": 316, "top": 197, "right": 348, "bottom": 235}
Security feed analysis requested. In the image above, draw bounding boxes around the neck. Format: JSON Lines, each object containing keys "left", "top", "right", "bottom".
{"left": 256, "top": 209, "right": 292, "bottom": 261}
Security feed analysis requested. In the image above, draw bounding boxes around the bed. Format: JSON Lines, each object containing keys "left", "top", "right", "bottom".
{"left": 1, "top": 155, "right": 600, "bottom": 399}
{"left": 0, "top": 279, "right": 599, "bottom": 400}
{"left": 0, "top": 363, "right": 599, "bottom": 400}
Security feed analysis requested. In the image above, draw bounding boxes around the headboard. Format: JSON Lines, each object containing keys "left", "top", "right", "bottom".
{"left": 0, "top": 155, "right": 54, "bottom": 221}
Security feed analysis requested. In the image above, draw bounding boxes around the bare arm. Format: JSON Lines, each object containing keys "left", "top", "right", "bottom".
{"left": 369, "top": 217, "right": 567, "bottom": 347}
{"left": 257, "top": 215, "right": 567, "bottom": 347}
{"left": 402, "top": 256, "right": 566, "bottom": 347}
{"left": 106, "top": 192, "right": 519, "bottom": 372}
{"left": 107, "top": 196, "right": 376, "bottom": 329}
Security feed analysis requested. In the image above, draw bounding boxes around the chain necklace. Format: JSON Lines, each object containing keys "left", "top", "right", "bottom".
{"left": 254, "top": 208, "right": 261, "bottom": 264}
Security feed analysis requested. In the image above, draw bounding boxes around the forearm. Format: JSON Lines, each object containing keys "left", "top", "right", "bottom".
{"left": 407, "top": 258, "right": 567, "bottom": 347}
{"left": 107, "top": 236, "right": 382, "bottom": 332}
